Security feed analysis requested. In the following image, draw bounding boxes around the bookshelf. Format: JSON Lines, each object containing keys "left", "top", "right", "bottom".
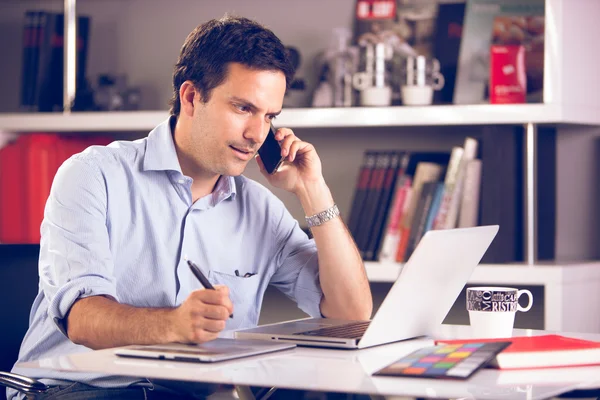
{"left": 2, "top": 103, "right": 600, "bottom": 132}
{"left": 0, "top": 0, "right": 599, "bottom": 333}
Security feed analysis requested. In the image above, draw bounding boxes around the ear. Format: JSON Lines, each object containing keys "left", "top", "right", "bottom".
{"left": 179, "top": 81, "right": 199, "bottom": 117}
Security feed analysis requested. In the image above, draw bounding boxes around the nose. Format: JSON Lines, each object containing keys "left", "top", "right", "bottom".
{"left": 243, "top": 117, "right": 269, "bottom": 144}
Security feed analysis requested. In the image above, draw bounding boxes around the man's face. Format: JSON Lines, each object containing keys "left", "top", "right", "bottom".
{"left": 188, "top": 63, "right": 286, "bottom": 178}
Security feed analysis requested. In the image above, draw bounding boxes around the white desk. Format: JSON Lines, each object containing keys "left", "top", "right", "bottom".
{"left": 18, "top": 325, "right": 600, "bottom": 400}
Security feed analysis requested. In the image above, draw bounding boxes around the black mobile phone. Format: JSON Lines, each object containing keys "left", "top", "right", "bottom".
{"left": 257, "top": 125, "right": 285, "bottom": 174}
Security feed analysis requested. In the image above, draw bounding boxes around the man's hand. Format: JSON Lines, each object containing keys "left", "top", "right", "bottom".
{"left": 171, "top": 285, "right": 234, "bottom": 343}
{"left": 257, "top": 127, "right": 323, "bottom": 196}
{"left": 66, "top": 287, "right": 234, "bottom": 350}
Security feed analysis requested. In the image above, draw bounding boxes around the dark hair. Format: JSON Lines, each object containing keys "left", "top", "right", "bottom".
{"left": 169, "top": 15, "right": 295, "bottom": 116}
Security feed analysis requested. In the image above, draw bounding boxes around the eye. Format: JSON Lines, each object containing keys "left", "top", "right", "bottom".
{"left": 235, "top": 104, "right": 251, "bottom": 113}
{"left": 268, "top": 115, "right": 278, "bottom": 121}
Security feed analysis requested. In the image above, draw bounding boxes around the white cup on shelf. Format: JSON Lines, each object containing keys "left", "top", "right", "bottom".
{"left": 360, "top": 86, "right": 392, "bottom": 107}
{"left": 399, "top": 55, "right": 445, "bottom": 106}
{"left": 400, "top": 86, "right": 434, "bottom": 106}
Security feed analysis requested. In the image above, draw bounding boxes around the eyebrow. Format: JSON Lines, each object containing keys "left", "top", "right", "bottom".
{"left": 230, "top": 96, "right": 281, "bottom": 118}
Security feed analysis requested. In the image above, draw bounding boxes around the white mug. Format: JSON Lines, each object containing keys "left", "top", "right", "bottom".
{"left": 401, "top": 56, "right": 445, "bottom": 87}
{"left": 401, "top": 85, "right": 434, "bottom": 106}
{"left": 466, "top": 286, "right": 533, "bottom": 338}
{"left": 399, "top": 55, "right": 444, "bottom": 105}
{"left": 360, "top": 86, "right": 392, "bottom": 107}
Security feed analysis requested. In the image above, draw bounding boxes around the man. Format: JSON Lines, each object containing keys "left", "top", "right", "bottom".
{"left": 10, "top": 15, "right": 372, "bottom": 399}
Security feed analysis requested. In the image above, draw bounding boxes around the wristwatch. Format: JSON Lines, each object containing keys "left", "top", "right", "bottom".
{"left": 305, "top": 204, "right": 340, "bottom": 228}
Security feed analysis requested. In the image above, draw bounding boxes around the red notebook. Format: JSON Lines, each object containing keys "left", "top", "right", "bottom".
{"left": 437, "top": 335, "right": 600, "bottom": 370}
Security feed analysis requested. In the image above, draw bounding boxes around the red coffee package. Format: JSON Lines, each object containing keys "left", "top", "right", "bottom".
{"left": 489, "top": 44, "right": 526, "bottom": 104}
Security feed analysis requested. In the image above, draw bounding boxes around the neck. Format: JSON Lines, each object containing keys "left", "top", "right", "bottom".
{"left": 172, "top": 116, "right": 220, "bottom": 201}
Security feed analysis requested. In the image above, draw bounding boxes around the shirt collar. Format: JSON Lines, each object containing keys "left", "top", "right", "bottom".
{"left": 211, "top": 175, "right": 237, "bottom": 204}
{"left": 144, "top": 116, "right": 237, "bottom": 201}
{"left": 143, "top": 116, "right": 182, "bottom": 173}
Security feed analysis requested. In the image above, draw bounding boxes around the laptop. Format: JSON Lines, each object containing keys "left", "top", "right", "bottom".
{"left": 235, "top": 225, "right": 499, "bottom": 349}
{"left": 114, "top": 338, "right": 295, "bottom": 363}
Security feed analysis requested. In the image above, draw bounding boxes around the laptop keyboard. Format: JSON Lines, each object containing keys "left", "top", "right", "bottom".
{"left": 295, "top": 321, "right": 371, "bottom": 339}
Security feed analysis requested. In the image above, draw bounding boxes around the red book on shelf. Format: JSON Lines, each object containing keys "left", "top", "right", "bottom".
{"left": 0, "top": 140, "right": 27, "bottom": 243}
{"left": 437, "top": 335, "right": 600, "bottom": 370}
{"left": 21, "top": 133, "right": 61, "bottom": 244}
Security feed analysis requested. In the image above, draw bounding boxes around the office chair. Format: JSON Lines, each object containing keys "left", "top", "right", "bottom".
{"left": 0, "top": 245, "right": 49, "bottom": 399}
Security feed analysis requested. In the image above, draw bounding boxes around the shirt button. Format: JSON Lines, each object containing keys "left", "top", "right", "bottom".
{"left": 178, "top": 179, "right": 185, "bottom": 184}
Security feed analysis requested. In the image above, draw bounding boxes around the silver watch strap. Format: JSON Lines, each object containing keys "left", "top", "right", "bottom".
{"left": 305, "top": 204, "right": 340, "bottom": 228}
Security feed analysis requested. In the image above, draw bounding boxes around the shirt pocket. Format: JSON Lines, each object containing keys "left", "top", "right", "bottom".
{"left": 210, "top": 270, "right": 262, "bottom": 330}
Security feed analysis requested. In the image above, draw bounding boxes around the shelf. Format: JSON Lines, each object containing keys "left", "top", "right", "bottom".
{"left": 365, "top": 261, "right": 600, "bottom": 285}
{"left": 1, "top": 103, "right": 598, "bottom": 133}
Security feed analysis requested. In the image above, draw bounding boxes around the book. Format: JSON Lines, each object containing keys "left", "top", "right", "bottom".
{"left": 395, "top": 161, "right": 443, "bottom": 262}
{"left": 355, "top": 152, "right": 391, "bottom": 256}
{"left": 0, "top": 140, "right": 27, "bottom": 244}
{"left": 20, "top": 11, "right": 39, "bottom": 111}
{"left": 442, "top": 137, "right": 478, "bottom": 230}
{"left": 432, "top": 2, "right": 466, "bottom": 104}
{"left": 437, "top": 335, "right": 600, "bottom": 370}
{"left": 423, "top": 181, "right": 444, "bottom": 233}
{"left": 347, "top": 151, "right": 377, "bottom": 238}
{"left": 36, "top": 12, "right": 91, "bottom": 111}
{"left": 36, "top": 11, "right": 62, "bottom": 111}
{"left": 404, "top": 181, "right": 443, "bottom": 260}
{"left": 431, "top": 146, "right": 464, "bottom": 230}
{"left": 458, "top": 159, "right": 482, "bottom": 228}
{"left": 378, "top": 176, "right": 412, "bottom": 262}
{"left": 364, "top": 152, "right": 406, "bottom": 261}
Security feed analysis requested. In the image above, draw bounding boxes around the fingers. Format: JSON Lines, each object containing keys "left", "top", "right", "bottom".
{"left": 174, "top": 287, "right": 234, "bottom": 343}
{"left": 197, "top": 302, "right": 231, "bottom": 321}
{"left": 214, "top": 285, "right": 234, "bottom": 316}
{"left": 191, "top": 287, "right": 233, "bottom": 317}
{"left": 194, "top": 316, "right": 226, "bottom": 333}
{"left": 288, "top": 140, "right": 312, "bottom": 162}
{"left": 274, "top": 128, "right": 306, "bottom": 162}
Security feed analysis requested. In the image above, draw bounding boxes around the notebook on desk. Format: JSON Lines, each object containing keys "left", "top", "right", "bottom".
{"left": 236, "top": 225, "right": 499, "bottom": 349}
{"left": 114, "top": 338, "right": 295, "bottom": 363}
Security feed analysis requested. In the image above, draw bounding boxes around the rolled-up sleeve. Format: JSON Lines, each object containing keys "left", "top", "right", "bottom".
{"left": 40, "top": 155, "right": 118, "bottom": 337}
{"left": 268, "top": 202, "right": 323, "bottom": 318}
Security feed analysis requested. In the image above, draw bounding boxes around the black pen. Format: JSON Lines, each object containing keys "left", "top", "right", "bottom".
{"left": 186, "top": 259, "right": 233, "bottom": 318}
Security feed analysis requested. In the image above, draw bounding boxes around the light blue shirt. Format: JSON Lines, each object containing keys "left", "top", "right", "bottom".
{"left": 10, "top": 118, "right": 322, "bottom": 398}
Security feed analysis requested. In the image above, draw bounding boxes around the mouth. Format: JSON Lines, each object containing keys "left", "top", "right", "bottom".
{"left": 229, "top": 145, "right": 256, "bottom": 161}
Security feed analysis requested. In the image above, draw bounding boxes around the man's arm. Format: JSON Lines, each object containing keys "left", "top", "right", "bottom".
{"left": 67, "top": 287, "right": 233, "bottom": 350}
{"left": 258, "top": 128, "right": 372, "bottom": 321}
{"left": 296, "top": 179, "right": 372, "bottom": 320}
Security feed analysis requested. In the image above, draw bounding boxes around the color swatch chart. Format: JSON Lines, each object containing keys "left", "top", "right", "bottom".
{"left": 374, "top": 341, "right": 511, "bottom": 380}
